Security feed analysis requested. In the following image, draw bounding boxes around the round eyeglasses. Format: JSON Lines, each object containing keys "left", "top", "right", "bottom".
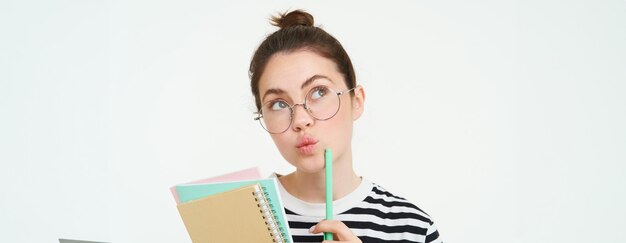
{"left": 254, "top": 85, "right": 355, "bottom": 134}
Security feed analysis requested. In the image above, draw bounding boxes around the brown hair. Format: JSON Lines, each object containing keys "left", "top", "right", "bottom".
{"left": 249, "top": 10, "right": 357, "bottom": 110}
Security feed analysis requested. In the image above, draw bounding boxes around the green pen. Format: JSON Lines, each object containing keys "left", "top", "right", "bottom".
{"left": 324, "top": 148, "right": 333, "bottom": 241}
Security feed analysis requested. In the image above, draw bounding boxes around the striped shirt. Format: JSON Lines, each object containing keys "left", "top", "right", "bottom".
{"left": 273, "top": 174, "right": 443, "bottom": 243}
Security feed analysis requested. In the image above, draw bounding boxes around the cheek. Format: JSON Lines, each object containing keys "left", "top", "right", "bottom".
{"left": 327, "top": 102, "right": 354, "bottom": 138}
{"left": 337, "top": 99, "right": 355, "bottom": 124}
{"left": 270, "top": 135, "right": 290, "bottom": 150}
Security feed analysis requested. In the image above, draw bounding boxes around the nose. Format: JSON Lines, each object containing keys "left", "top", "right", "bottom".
{"left": 291, "top": 104, "right": 314, "bottom": 132}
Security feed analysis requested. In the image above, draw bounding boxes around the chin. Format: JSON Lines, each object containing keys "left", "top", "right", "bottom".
{"left": 292, "top": 156, "right": 325, "bottom": 173}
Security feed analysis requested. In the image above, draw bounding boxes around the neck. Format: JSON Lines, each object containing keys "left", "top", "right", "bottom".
{"left": 279, "top": 151, "right": 362, "bottom": 203}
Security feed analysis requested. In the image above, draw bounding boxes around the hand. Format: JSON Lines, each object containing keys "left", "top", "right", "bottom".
{"left": 309, "top": 220, "right": 362, "bottom": 243}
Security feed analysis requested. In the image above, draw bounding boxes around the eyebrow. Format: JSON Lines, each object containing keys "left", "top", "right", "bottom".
{"left": 261, "top": 75, "right": 333, "bottom": 102}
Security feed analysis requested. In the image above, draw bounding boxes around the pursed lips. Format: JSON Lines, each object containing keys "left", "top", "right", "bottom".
{"left": 296, "top": 136, "right": 318, "bottom": 154}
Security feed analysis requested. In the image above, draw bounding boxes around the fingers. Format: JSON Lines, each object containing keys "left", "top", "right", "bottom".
{"left": 309, "top": 220, "right": 361, "bottom": 242}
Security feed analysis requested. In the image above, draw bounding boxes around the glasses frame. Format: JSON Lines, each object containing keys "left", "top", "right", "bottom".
{"left": 254, "top": 86, "right": 356, "bottom": 134}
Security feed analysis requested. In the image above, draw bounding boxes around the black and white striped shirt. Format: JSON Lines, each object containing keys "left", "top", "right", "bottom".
{"left": 274, "top": 174, "right": 443, "bottom": 243}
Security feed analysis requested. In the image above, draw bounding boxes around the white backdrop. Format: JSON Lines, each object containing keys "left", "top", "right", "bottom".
{"left": 1, "top": 0, "right": 625, "bottom": 242}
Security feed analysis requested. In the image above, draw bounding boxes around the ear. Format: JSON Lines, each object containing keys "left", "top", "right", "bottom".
{"left": 351, "top": 85, "right": 365, "bottom": 121}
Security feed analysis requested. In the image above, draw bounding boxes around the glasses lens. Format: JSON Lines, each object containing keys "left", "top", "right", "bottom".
{"left": 306, "top": 86, "right": 340, "bottom": 120}
{"left": 259, "top": 99, "right": 292, "bottom": 133}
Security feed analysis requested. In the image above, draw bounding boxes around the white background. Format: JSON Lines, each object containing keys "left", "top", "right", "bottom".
{"left": 1, "top": 0, "right": 625, "bottom": 242}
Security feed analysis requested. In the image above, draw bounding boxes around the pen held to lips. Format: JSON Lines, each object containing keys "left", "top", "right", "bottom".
{"left": 324, "top": 148, "right": 333, "bottom": 241}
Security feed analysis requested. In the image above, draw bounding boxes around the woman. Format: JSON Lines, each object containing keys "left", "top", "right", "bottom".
{"left": 249, "top": 10, "right": 442, "bottom": 243}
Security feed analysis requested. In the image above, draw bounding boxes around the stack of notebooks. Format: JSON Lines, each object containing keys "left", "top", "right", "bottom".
{"left": 171, "top": 167, "right": 293, "bottom": 243}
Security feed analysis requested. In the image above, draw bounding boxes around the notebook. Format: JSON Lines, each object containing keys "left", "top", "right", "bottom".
{"left": 169, "top": 167, "right": 262, "bottom": 204}
{"left": 177, "top": 182, "right": 291, "bottom": 243}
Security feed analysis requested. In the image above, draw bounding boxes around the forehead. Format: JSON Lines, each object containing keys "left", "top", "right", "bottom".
{"left": 258, "top": 50, "right": 345, "bottom": 94}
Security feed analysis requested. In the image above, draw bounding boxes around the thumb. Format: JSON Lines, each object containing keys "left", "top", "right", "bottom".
{"left": 310, "top": 220, "right": 356, "bottom": 241}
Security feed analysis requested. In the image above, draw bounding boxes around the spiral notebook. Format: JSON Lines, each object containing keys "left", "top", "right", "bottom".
{"left": 176, "top": 179, "right": 292, "bottom": 243}
{"left": 169, "top": 167, "right": 261, "bottom": 204}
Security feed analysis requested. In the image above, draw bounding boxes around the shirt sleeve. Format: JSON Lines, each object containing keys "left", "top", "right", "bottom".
{"left": 425, "top": 220, "right": 443, "bottom": 243}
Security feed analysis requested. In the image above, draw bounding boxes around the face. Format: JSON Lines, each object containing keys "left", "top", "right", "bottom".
{"left": 258, "top": 50, "right": 365, "bottom": 173}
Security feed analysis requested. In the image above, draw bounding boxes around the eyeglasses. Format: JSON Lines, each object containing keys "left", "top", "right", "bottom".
{"left": 254, "top": 85, "right": 355, "bottom": 134}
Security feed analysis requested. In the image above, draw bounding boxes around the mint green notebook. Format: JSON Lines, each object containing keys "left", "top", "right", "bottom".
{"left": 176, "top": 178, "right": 293, "bottom": 243}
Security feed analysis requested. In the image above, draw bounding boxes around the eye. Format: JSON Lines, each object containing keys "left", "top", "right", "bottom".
{"left": 310, "top": 86, "right": 330, "bottom": 100}
{"left": 270, "top": 100, "right": 289, "bottom": 111}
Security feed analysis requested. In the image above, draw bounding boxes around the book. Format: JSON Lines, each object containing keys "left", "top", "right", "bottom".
{"left": 173, "top": 171, "right": 293, "bottom": 243}
{"left": 169, "top": 167, "right": 262, "bottom": 204}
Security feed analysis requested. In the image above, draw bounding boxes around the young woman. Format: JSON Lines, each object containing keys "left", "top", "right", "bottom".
{"left": 249, "top": 10, "right": 443, "bottom": 243}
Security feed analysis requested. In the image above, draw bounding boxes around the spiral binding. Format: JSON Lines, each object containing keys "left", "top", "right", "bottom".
{"left": 253, "top": 185, "right": 286, "bottom": 243}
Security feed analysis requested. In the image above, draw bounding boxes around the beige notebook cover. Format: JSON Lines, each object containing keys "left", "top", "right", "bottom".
{"left": 177, "top": 184, "right": 280, "bottom": 243}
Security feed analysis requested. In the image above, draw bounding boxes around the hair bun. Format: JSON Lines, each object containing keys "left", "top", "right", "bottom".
{"left": 271, "top": 9, "right": 314, "bottom": 29}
